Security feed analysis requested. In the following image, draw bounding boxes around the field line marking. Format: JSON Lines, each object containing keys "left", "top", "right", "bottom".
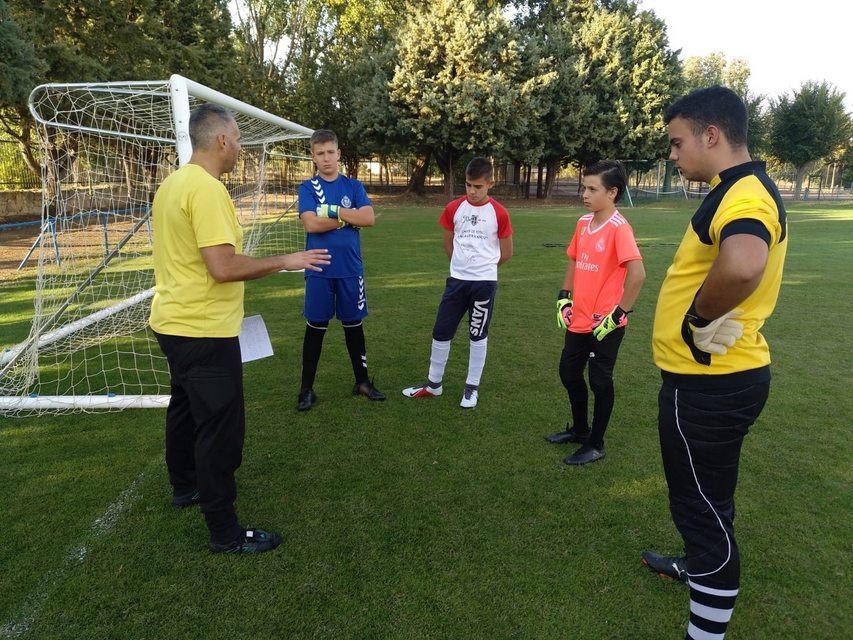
{"left": 0, "top": 461, "right": 159, "bottom": 638}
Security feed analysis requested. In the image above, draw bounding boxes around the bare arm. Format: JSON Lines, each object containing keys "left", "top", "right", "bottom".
{"left": 498, "top": 235, "right": 513, "bottom": 266}
{"left": 339, "top": 205, "right": 375, "bottom": 228}
{"left": 299, "top": 211, "right": 341, "bottom": 234}
{"left": 200, "top": 244, "right": 330, "bottom": 283}
{"left": 443, "top": 228, "right": 454, "bottom": 261}
{"left": 693, "top": 234, "right": 768, "bottom": 319}
{"left": 618, "top": 259, "right": 646, "bottom": 311}
{"left": 561, "top": 258, "right": 577, "bottom": 293}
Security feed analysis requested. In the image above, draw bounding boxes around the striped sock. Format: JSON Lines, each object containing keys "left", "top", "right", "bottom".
{"left": 685, "top": 580, "right": 738, "bottom": 640}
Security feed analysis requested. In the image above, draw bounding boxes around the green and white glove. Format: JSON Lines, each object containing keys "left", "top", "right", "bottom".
{"left": 557, "top": 290, "right": 573, "bottom": 330}
{"left": 688, "top": 310, "right": 744, "bottom": 355}
{"left": 592, "top": 305, "right": 629, "bottom": 341}
{"left": 315, "top": 204, "right": 340, "bottom": 219}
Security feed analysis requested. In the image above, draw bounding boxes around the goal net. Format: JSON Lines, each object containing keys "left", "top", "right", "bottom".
{"left": 0, "top": 75, "right": 314, "bottom": 416}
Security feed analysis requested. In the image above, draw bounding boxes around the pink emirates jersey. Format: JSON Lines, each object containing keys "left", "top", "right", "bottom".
{"left": 566, "top": 210, "right": 642, "bottom": 333}
{"left": 439, "top": 196, "right": 513, "bottom": 281}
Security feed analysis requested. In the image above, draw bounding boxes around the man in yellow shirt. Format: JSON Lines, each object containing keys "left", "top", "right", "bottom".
{"left": 642, "top": 86, "right": 787, "bottom": 639}
{"left": 150, "top": 103, "right": 329, "bottom": 553}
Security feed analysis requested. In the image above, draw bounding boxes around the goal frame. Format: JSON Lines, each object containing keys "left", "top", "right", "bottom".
{"left": 0, "top": 74, "right": 312, "bottom": 414}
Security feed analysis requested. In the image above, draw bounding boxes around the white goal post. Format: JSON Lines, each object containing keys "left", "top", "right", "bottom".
{"left": 0, "top": 75, "right": 314, "bottom": 416}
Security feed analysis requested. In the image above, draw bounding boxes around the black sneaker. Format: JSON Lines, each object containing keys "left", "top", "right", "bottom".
{"left": 297, "top": 388, "right": 317, "bottom": 411}
{"left": 545, "top": 425, "right": 590, "bottom": 445}
{"left": 641, "top": 551, "right": 688, "bottom": 583}
{"left": 209, "top": 528, "right": 282, "bottom": 554}
{"left": 563, "top": 444, "right": 606, "bottom": 465}
{"left": 353, "top": 379, "right": 386, "bottom": 401}
{"left": 172, "top": 488, "right": 200, "bottom": 508}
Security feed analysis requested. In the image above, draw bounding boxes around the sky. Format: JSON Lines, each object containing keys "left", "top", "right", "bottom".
{"left": 638, "top": 0, "right": 851, "bottom": 110}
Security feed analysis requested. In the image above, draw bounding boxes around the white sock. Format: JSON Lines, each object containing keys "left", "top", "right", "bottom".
{"left": 466, "top": 337, "right": 488, "bottom": 387}
{"left": 428, "top": 339, "right": 451, "bottom": 385}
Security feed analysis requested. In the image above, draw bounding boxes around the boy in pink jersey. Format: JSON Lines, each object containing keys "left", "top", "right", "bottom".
{"left": 401, "top": 157, "right": 513, "bottom": 408}
{"left": 545, "top": 160, "right": 645, "bottom": 465}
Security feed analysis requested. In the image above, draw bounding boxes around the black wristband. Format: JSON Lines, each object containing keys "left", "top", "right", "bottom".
{"left": 559, "top": 289, "right": 570, "bottom": 299}
{"left": 685, "top": 305, "right": 712, "bottom": 328}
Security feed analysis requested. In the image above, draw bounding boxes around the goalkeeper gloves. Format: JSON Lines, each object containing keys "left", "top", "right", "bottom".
{"left": 592, "top": 305, "right": 629, "bottom": 341}
{"left": 556, "top": 290, "right": 573, "bottom": 330}
{"left": 315, "top": 204, "right": 340, "bottom": 219}
{"left": 685, "top": 310, "right": 744, "bottom": 356}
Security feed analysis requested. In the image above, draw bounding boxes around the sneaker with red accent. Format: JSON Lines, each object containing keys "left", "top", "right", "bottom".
{"left": 641, "top": 551, "right": 688, "bottom": 583}
{"left": 402, "top": 382, "right": 443, "bottom": 398}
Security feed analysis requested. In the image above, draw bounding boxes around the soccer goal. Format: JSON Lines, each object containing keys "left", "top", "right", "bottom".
{"left": 0, "top": 75, "right": 314, "bottom": 417}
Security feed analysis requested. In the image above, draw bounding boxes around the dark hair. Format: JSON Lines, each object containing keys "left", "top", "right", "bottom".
{"left": 664, "top": 85, "right": 748, "bottom": 149}
{"left": 465, "top": 157, "right": 493, "bottom": 181}
{"left": 584, "top": 160, "right": 628, "bottom": 202}
{"left": 189, "top": 103, "right": 234, "bottom": 151}
{"left": 310, "top": 129, "right": 338, "bottom": 148}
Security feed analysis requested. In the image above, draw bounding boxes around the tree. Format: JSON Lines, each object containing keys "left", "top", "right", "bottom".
{"left": 769, "top": 81, "right": 852, "bottom": 198}
{"left": 387, "top": 0, "right": 545, "bottom": 197}
{"left": 0, "top": 0, "right": 44, "bottom": 109}
{"left": 3, "top": 0, "right": 243, "bottom": 186}
{"left": 683, "top": 52, "right": 749, "bottom": 96}
{"left": 570, "top": 0, "right": 682, "bottom": 171}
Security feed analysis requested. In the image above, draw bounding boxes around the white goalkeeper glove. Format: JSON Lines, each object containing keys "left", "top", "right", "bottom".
{"left": 688, "top": 310, "right": 744, "bottom": 355}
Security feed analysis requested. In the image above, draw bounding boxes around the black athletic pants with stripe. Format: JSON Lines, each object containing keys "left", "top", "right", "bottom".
{"left": 658, "top": 377, "right": 769, "bottom": 639}
{"left": 155, "top": 332, "right": 246, "bottom": 546}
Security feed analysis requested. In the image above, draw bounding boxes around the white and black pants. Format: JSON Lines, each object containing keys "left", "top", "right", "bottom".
{"left": 658, "top": 376, "right": 770, "bottom": 639}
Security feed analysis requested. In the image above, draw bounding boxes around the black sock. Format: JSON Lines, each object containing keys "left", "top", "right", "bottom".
{"left": 301, "top": 322, "right": 327, "bottom": 390}
{"left": 343, "top": 322, "right": 369, "bottom": 384}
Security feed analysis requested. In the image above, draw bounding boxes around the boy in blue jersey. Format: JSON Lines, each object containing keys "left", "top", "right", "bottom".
{"left": 295, "top": 130, "right": 385, "bottom": 411}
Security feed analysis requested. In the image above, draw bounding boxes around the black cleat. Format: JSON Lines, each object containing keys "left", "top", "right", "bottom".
{"left": 209, "top": 528, "right": 282, "bottom": 554}
{"left": 172, "top": 488, "right": 200, "bottom": 508}
{"left": 642, "top": 551, "right": 688, "bottom": 583}
{"left": 563, "top": 444, "right": 606, "bottom": 465}
{"left": 353, "top": 379, "right": 386, "bottom": 401}
{"left": 546, "top": 425, "right": 590, "bottom": 445}
{"left": 297, "top": 388, "right": 317, "bottom": 411}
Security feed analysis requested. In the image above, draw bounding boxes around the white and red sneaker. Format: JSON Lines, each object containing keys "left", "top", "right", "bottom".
{"left": 402, "top": 382, "right": 443, "bottom": 398}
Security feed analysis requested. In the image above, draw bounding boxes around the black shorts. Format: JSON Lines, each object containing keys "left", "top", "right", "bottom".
{"left": 432, "top": 277, "right": 497, "bottom": 343}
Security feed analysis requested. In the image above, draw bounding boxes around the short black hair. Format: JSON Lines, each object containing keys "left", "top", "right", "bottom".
{"left": 465, "top": 157, "right": 493, "bottom": 182}
{"left": 310, "top": 129, "right": 338, "bottom": 149}
{"left": 664, "top": 85, "right": 748, "bottom": 149}
{"left": 189, "top": 103, "right": 234, "bottom": 151}
{"left": 584, "top": 160, "right": 628, "bottom": 202}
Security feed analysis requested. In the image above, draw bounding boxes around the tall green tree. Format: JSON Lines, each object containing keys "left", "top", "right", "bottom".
{"left": 3, "top": 0, "right": 243, "bottom": 179}
{"left": 769, "top": 81, "right": 852, "bottom": 198}
{"left": 387, "top": 0, "right": 546, "bottom": 197}
{"left": 683, "top": 52, "right": 750, "bottom": 96}
{"left": 570, "top": 0, "right": 682, "bottom": 171}
{"left": 0, "top": 0, "right": 44, "bottom": 180}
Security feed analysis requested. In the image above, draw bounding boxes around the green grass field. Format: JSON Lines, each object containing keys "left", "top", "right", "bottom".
{"left": 2, "top": 199, "right": 852, "bottom": 639}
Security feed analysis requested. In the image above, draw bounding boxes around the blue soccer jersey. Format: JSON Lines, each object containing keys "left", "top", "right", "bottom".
{"left": 298, "top": 174, "right": 371, "bottom": 279}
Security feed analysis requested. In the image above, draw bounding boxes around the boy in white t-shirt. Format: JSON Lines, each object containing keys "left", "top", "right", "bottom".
{"left": 402, "top": 157, "right": 514, "bottom": 408}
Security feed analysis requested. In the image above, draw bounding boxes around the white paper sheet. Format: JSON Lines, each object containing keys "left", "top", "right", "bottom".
{"left": 239, "top": 315, "right": 274, "bottom": 363}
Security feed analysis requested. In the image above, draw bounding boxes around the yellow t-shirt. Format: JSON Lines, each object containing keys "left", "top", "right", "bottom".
{"left": 652, "top": 162, "right": 787, "bottom": 378}
{"left": 149, "top": 164, "right": 244, "bottom": 337}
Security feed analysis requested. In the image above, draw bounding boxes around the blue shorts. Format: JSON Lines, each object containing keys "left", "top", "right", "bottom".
{"left": 432, "top": 277, "right": 497, "bottom": 343}
{"left": 303, "top": 276, "right": 368, "bottom": 323}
